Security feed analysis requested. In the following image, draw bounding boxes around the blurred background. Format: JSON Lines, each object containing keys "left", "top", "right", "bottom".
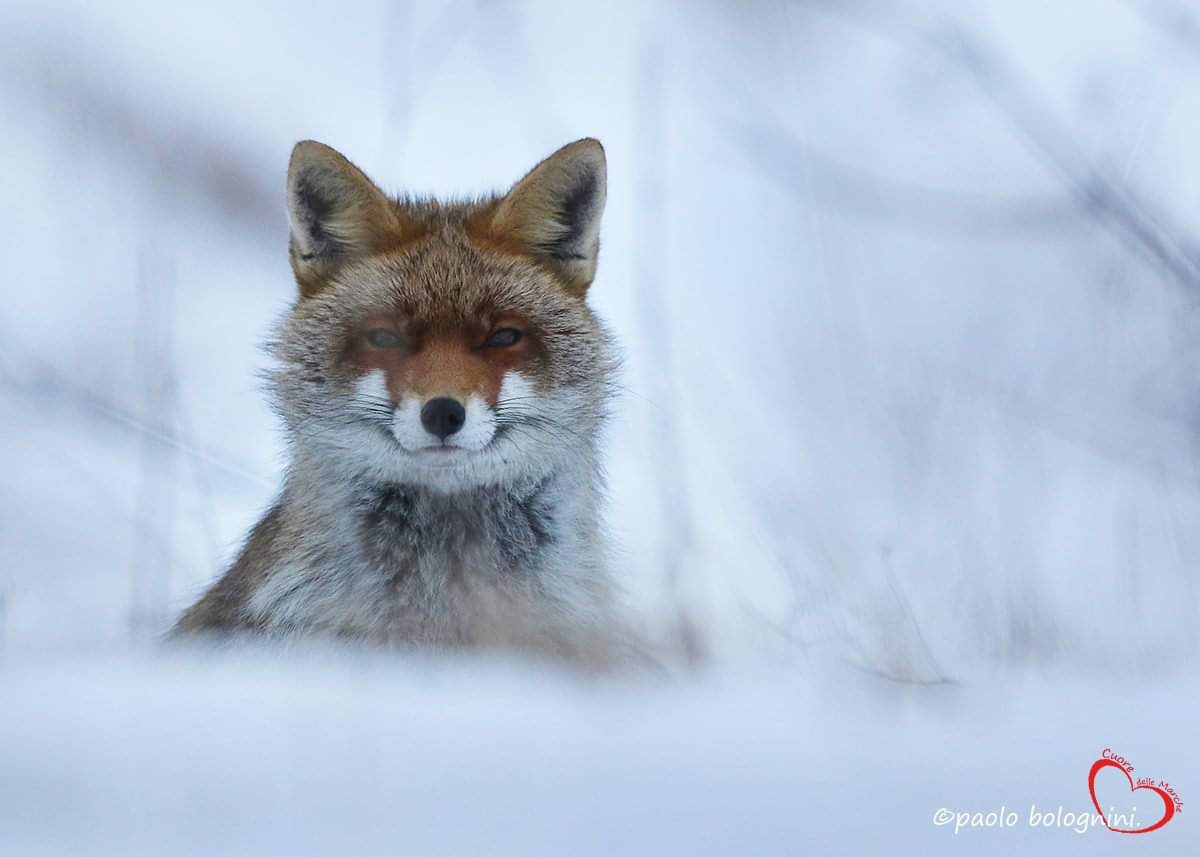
{"left": 3, "top": 0, "right": 1200, "bottom": 679}
{"left": 3, "top": 2, "right": 1200, "bottom": 854}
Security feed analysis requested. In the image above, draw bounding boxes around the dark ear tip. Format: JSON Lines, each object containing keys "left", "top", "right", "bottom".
{"left": 566, "top": 137, "right": 606, "bottom": 167}
{"left": 291, "top": 140, "right": 323, "bottom": 160}
{"left": 289, "top": 140, "right": 344, "bottom": 177}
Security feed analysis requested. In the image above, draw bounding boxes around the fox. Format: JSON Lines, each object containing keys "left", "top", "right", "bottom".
{"left": 172, "top": 138, "right": 629, "bottom": 663}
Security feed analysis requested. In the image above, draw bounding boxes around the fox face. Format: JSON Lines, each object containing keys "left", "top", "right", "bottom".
{"left": 270, "top": 139, "right": 614, "bottom": 491}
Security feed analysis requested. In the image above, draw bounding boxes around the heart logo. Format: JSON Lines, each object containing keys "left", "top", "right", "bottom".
{"left": 1088, "top": 758, "right": 1176, "bottom": 834}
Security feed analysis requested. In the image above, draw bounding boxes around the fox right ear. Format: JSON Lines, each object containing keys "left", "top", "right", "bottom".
{"left": 286, "top": 141, "right": 406, "bottom": 297}
{"left": 477, "top": 138, "right": 607, "bottom": 296}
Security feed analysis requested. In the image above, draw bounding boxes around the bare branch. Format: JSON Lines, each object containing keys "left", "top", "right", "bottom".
{"left": 793, "top": 0, "right": 1200, "bottom": 290}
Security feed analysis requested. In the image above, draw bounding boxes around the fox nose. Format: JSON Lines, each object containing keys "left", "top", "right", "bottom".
{"left": 420, "top": 397, "right": 466, "bottom": 440}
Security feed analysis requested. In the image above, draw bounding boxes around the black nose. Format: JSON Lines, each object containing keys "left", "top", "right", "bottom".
{"left": 420, "top": 397, "right": 466, "bottom": 440}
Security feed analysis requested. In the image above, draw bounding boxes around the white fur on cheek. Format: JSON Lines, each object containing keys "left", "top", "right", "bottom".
{"left": 498, "top": 371, "right": 536, "bottom": 405}
{"left": 391, "top": 396, "right": 428, "bottom": 450}
{"left": 448, "top": 394, "right": 492, "bottom": 451}
{"left": 354, "top": 369, "right": 392, "bottom": 408}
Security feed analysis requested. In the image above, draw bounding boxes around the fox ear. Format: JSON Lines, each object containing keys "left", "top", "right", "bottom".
{"left": 483, "top": 138, "right": 606, "bottom": 295}
{"left": 286, "top": 141, "right": 406, "bottom": 297}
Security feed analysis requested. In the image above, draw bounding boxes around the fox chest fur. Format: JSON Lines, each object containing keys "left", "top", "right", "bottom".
{"left": 175, "top": 433, "right": 613, "bottom": 649}
{"left": 207, "top": 467, "right": 606, "bottom": 647}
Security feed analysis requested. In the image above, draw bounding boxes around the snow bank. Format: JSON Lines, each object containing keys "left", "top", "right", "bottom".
{"left": 1, "top": 647, "right": 1194, "bottom": 856}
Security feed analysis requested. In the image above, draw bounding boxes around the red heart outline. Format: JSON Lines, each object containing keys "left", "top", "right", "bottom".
{"left": 1088, "top": 758, "right": 1176, "bottom": 834}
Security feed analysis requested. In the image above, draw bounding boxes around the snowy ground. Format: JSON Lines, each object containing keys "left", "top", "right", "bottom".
{"left": 1, "top": 0, "right": 1198, "bottom": 852}
{"left": 1, "top": 646, "right": 1195, "bottom": 856}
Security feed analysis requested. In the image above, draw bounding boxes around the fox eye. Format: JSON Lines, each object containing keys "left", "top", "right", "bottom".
{"left": 484, "top": 328, "right": 523, "bottom": 348}
{"left": 365, "top": 329, "right": 409, "bottom": 349}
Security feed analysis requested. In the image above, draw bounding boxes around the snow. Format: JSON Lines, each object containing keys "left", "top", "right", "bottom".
{"left": 0, "top": 0, "right": 1198, "bottom": 852}
{"left": 2, "top": 647, "right": 1195, "bottom": 856}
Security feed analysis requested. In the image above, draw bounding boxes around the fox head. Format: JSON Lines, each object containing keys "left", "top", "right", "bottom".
{"left": 271, "top": 139, "right": 614, "bottom": 492}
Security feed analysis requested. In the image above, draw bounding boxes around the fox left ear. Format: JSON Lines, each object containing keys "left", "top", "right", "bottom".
{"left": 479, "top": 138, "right": 607, "bottom": 295}
{"left": 286, "top": 141, "right": 408, "bottom": 297}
